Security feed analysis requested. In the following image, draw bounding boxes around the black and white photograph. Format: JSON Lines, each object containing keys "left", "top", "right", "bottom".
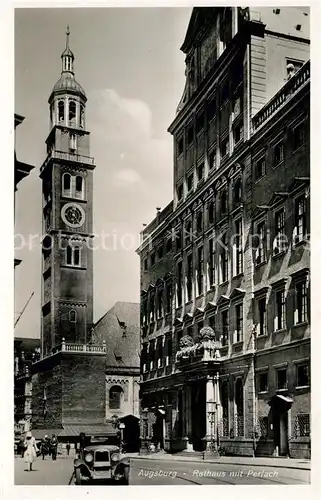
{"left": 9, "top": 3, "right": 313, "bottom": 491}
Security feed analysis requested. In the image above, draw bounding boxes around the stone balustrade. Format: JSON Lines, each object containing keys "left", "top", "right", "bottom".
{"left": 252, "top": 60, "right": 310, "bottom": 131}
{"left": 41, "top": 149, "right": 95, "bottom": 172}
{"left": 176, "top": 339, "right": 221, "bottom": 366}
{"left": 53, "top": 339, "right": 107, "bottom": 354}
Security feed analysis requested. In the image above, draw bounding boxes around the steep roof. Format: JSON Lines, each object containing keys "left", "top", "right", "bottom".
{"left": 94, "top": 302, "right": 140, "bottom": 369}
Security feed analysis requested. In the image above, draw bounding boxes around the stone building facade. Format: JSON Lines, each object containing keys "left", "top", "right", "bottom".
{"left": 137, "top": 7, "right": 310, "bottom": 458}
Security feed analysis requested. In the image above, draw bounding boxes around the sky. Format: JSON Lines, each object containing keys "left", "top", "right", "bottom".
{"left": 14, "top": 7, "right": 192, "bottom": 338}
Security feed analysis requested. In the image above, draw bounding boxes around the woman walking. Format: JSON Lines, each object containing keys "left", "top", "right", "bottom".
{"left": 23, "top": 431, "right": 37, "bottom": 472}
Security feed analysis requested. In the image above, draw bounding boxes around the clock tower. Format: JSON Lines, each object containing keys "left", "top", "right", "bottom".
{"left": 40, "top": 26, "right": 95, "bottom": 357}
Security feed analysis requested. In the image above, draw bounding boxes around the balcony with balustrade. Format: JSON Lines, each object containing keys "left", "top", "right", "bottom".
{"left": 252, "top": 60, "right": 310, "bottom": 131}
{"left": 40, "top": 149, "right": 95, "bottom": 174}
{"left": 51, "top": 338, "right": 107, "bottom": 355}
{"left": 175, "top": 327, "right": 221, "bottom": 372}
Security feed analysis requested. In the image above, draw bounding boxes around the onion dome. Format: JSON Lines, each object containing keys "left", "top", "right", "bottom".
{"left": 49, "top": 25, "right": 86, "bottom": 101}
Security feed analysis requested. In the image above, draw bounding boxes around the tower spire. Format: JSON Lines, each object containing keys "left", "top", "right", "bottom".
{"left": 61, "top": 24, "right": 74, "bottom": 74}
{"left": 66, "top": 24, "right": 70, "bottom": 50}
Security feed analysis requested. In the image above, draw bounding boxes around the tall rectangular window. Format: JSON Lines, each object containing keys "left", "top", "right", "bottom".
{"left": 274, "top": 208, "right": 287, "bottom": 254}
{"left": 235, "top": 304, "right": 243, "bottom": 343}
{"left": 258, "top": 372, "right": 268, "bottom": 393}
{"left": 294, "top": 195, "right": 307, "bottom": 244}
{"left": 187, "top": 124, "right": 194, "bottom": 147}
{"left": 177, "top": 136, "right": 184, "bottom": 156}
{"left": 186, "top": 253, "right": 193, "bottom": 301}
{"left": 166, "top": 281, "right": 172, "bottom": 314}
{"left": 295, "top": 280, "right": 308, "bottom": 324}
{"left": 196, "top": 211, "right": 203, "bottom": 234}
{"left": 157, "top": 288, "right": 163, "bottom": 319}
{"left": 258, "top": 297, "right": 267, "bottom": 336}
{"left": 296, "top": 363, "right": 309, "bottom": 387}
{"left": 233, "top": 123, "right": 243, "bottom": 147}
{"left": 176, "top": 261, "right": 183, "bottom": 307}
{"left": 275, "top": 289, "right": 286, "bottom": 331}
{"left": 197, "top": 246, "right": 204, "bottom": 296}
{"left": 220, "top": 232, "right": 229, "bottom": 283}
{"left": 208, "top": 200, "right": 214, "bottom": 225}
{"left": 273, "top": 141, "right": 284, "bottom": 166}
{"left": 208, "top": 238, "right": 215, "bottom": 287}
{"left": 220, "top": 136, "right": 229, "bottom": 160}
{"left": 234, "top": 219, "right": 243, "bottom": 275}
{"left": 256, "top": 221, "right": 267, "bottom": 264}
{"left": 209, "top": 150, "right": 216, "bottom": 171}
{"left": 292, "top": 121, "right": 305, "bottom": 150}
{"left": 187, "top": 173, "right": 194, "bottom": 192}
{"left": 177, "top": 184, "right": 183, "bottom": 202}
{"left": 255, "top": 156, "right": 266, "bottom": 180}
{"left": 276, "top": 368, "right": 287, "bottom": 390}
{"left": 197, "top": 162, "right": 204, "bottom": 183}
{"left": 221, "top": 310, "right": 229, "bottom": 346}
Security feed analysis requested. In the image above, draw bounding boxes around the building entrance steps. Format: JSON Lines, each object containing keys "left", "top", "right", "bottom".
{"left": 125, "top": 452, "right": 310, "bottom": 470}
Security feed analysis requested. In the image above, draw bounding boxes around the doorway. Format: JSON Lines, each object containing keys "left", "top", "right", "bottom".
{"left": 153, "top": 410, "right": 165, "bottom": 450}
{"left": 191, "top": 382, "right": 206, "bottom": 451}
{"left": 269, "top": 395, "right": 293, "bottom": 457}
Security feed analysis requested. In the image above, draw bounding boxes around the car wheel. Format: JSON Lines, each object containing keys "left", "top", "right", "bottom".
{"left": 75, "top": 468, "right": 82, "bottom": 485}
{"left": 122, "top": 466, "right": 129, "bottom": 485}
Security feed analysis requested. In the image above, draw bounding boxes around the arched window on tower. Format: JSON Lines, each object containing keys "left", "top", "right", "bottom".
{"left": 66, "top": 245, "right": 72, "bottom": 265}
{"left": 73, "top": 246, "right": 80, "bottom": 266}
{"left": 66, "top": 245, "right": 81, "bottom": 267}
{"left": 58, "top": 100, "right": 65, "bottom": 123}
{"left": 109, "top": 386, "right": 123, "bottom": 410}
{"left": 80, "top": 104, "right": 85, "bottom": 129}
{"left": 75, "top": 176, "right": 84, "bottom": 200}
{"left": 62, "top": 173, "right": 72, "bottom": 197}
{"left": 68, "top": 100, "right": 76, "bottom": 126}
{"left": 69, "top": 309, "right": 77, "bottom": 323}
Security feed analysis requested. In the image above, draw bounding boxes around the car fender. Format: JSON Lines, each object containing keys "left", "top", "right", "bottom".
{"left": 114, "top": 457, "right": 130, "bottom": 474}
{"left": 74, "top": 459, "right": 92, "bottom": 478}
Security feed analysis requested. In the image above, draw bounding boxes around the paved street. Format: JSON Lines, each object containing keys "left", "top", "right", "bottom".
{"left": 15, "top": 455, "right": 75, "bottom": 485}
{"left": 129, "top": 457, "right": 310, "bottom": 485}
{"left": 15, "top": 454, "right": 310, "bottom": 486}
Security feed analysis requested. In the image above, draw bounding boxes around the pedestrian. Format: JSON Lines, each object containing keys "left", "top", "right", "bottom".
{"left": 19, "top": 436, "right": 25, "bottom": 458}
{"left": 51, "top": 434, "right": 58, "bottom": 461}
{"left": 66, "top": 441, "right": 71, "bottom": 456}
{"left": 23, "top": 431, "right": 37, "bottom": 472}
{"left": 41, "top": 435, "right": 49, "bottom": 460}
{"left": 45, "top": 435, "right": 51, "bottom": 456}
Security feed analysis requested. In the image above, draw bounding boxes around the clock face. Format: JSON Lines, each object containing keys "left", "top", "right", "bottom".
{"left": 61, "top": 203, "right": 85, "bottom": 228}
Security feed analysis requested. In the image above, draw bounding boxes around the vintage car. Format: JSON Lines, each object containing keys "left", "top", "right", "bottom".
{"left": 73, "top": 442, "right": 130, "bottom": 485}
